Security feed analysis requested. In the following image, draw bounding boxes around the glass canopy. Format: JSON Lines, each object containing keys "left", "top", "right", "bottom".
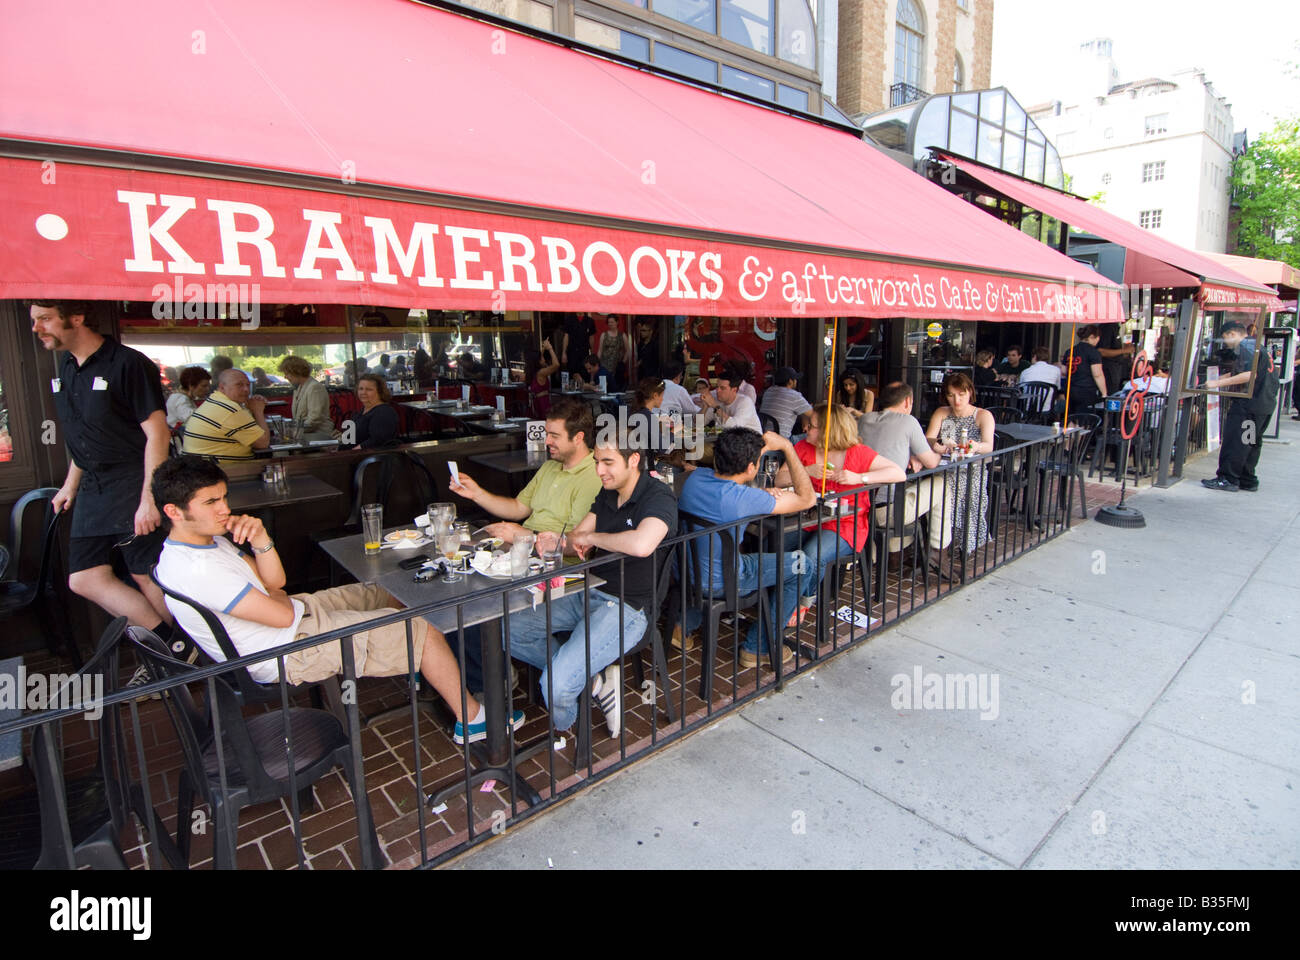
{"left": 860, "top": 87, "right": 1065, "bottom": 189}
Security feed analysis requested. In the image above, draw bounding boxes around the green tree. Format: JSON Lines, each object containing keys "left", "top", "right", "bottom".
{"left": 1232, "top": 117, "right": 1300, "bottom": 268}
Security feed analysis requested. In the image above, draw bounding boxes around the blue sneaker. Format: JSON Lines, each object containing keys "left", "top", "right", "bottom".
{"left": 454, "top": 709, "right": 524, "bottom": 745}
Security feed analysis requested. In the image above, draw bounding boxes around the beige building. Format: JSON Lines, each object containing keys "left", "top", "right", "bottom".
{"left": 836, "top": 0, "right": 993, "bottom": 118}
{"left": 1028, "top": 40, "right": 1238, "bottom": 253}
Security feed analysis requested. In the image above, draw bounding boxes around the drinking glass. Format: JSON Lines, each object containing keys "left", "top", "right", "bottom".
{"left": 427, "top": 502, "right": 455, "bottom": 531}
{"left": 453, "top": 520, "right": 472, "bottom": 544}
{"left": 540, "top": 534, "right": 565, "bottom": 571}
{"left": 439, "top": 532, "right": 462, "bottom": 582}
{"left": 361, "top": 504, "right": 383, "bottom": 556}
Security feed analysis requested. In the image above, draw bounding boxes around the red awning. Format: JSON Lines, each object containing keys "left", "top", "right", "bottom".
{"left": 0, "top": 0, "right": 1121, "bottom": 322}
{"left": 940, "top": 154, "right": 1279, "bottom": 305}
{"left": 1201, "top": 253, "right": 1300, "bottom": 295}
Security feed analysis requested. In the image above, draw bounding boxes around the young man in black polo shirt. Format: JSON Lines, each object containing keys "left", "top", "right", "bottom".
{"left": 30, "top": 300, "right": 181, "bottom": 659}
{"left": 505, "top": 441, "right": 677, "bottom": 738}
{"left": 1203, "top": 321, "right": 1279, "bottom": 492}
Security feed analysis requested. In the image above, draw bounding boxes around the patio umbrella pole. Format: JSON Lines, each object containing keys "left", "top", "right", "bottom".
{"left": 823, "top": 316, "right": 839, "bottom": 491}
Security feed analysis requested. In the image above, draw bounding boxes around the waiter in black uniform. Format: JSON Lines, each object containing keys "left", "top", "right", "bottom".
{"left": 31, "top": 301, "right": 181, "bottom": 658}
{"left": 1202, "top": 320, "right": 1279, "bottom": 492}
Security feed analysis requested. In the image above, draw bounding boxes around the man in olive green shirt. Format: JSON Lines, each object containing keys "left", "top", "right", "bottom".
{"left": 450, "top": 398, "right": 600, "bottom": 549}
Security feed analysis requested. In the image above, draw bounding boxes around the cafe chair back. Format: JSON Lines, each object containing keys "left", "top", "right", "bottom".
{"left": 571, "top": 544, "right": 680, "bottom": 767}
{"left": 24, "top": 617, "right": 142, "bottom": 870}
{"left": 1018, "top": 382, "right": 1057, "bottom": 421}
{"left": 990, "top": 431, "right": 1032, "bottom": 531}
{"left": 758, "top": 412, "right": 780, "bottom": 436}
{"left": 1038, "top": 413, "right": 1101, "bottom": 525}
{"left": 125, "top": 625, "right": 383, "bottom": 870}
{"left": 983, "top": 405, "right": 1024, "bottom": 425}
{"left": 678, "top": 511, "right": 776, "bottom": 702}
{"left": 1, "top": 487, "right": 77, "bottom": 666}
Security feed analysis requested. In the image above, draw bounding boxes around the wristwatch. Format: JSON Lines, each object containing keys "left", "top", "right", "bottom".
{"left": 253, "top": 539, "right": 275, "bottom": 555}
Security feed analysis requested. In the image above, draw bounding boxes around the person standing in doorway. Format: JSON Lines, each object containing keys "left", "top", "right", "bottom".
{"left": 30, "top": 300, "right": 185, "bottom": 675}
{"left": 1202, "top": 322, "right": 1279, "bottom": 492}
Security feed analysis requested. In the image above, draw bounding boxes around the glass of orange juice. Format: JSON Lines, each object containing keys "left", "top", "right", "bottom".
{"left": 362, "top": 504, "right": 383, "bottom": 556}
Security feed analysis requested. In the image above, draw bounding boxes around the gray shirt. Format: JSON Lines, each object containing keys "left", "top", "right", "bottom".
{"left": 857, "top": 410, "right": 930, "bottom": 471}
{"left": 758, "top": 385, "right": 812, "bottom": 437}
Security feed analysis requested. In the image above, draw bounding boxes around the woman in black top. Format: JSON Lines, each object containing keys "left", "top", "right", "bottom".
{"left": 353, "top": 374, "right": 399, "bottom": 448}
{"left": 973, "top": 350, "right": 999, "bottom": 388}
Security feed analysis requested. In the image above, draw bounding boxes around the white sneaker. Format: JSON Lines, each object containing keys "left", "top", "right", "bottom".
{"left": 592, "top": 665, "right": 622, "bottom": 738}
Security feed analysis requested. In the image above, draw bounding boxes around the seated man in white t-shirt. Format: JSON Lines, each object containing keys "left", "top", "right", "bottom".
{"left": 150, "top": 456, "right": 519, "bottom": 745}
{"left": 697, "top": 366, "right": 762, "bottom": 432}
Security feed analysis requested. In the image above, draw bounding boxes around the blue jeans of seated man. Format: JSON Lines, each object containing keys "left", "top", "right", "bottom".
{"left": 782, "top": 528, "right": 856, "bottom": 595}
{"left": 507, "top": 589, "right": 648, "bottom": 731}
{"left": 681, "top": 550, "right": 818, "bottom": 655}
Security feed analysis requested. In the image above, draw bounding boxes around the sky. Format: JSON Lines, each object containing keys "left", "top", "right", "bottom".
{"left": 990, "top": 0, "right": 1299, "bottom": 139}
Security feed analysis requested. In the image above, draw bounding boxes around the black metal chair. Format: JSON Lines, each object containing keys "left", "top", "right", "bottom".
{"left": 983, "top": 405, "right": 1024, "bottom": 425}
{"left": 309, "top": 455, "right": 393, "bottom": 586}
{"left": 125, "top": 625, "right": 383, "bottom": 870}
{"left": 0, "top": 487, "right": 76, "bottom": 666}
{"left": 976, "top": 385, "right": 1020, "bottom": 408}
{"left": 758, "top": 412, "right": 780, "bottom": 435}
{"left": 677, "top": 512, "right": 776, "bottom": 702}
{"left": 22, "top": 617, "right": 130, "bottom": 870}
{"left": 990, "top": 431, "right": 1032, "bottom": 531}
{"left": 570, "top": 546, "right": 678, "bottom": 767}
{"left": 1038, "top": 413, "right": 1102, "bottom": 525}
{"left": 1018, "top": 383, "right": 1057, "bottom": 423}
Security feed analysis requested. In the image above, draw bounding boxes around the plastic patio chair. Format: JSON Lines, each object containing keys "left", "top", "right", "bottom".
{"left": 125, "top": 625, "right": 383, "bottom": 870}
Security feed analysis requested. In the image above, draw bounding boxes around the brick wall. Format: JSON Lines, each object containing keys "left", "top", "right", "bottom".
{"left": 972, "top": 0, "right": 994, "bottom": 89}
{"left": 837, "top": 0, "right": 889, "bottom": 115}
{"left": 933, "top": 0, "right": 956, "bottom": 94}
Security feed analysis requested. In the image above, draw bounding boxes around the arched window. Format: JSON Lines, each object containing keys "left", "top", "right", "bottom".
{"left": 894, "top": 0, "right": 925, "bottom": 89}
{"left": 953, "top": 53, "right": 964, "bottom": 93}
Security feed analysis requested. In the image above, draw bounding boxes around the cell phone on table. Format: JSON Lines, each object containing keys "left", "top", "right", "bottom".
{"left": 398, "top": 554, "right": 431, "bottom": 570}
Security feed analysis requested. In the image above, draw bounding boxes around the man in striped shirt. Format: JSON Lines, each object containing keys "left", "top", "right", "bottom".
{"left": 759, "top": 366, "right": 812, "bottom": 437}
{"left": 182, "top": 369, "right": 271, "bottom": 462}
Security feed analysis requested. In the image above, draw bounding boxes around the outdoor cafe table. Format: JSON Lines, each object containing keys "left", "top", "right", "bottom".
{"left": 226, "top": 475, "right": 343, "bottom": 536}
{"left": 466, "top": 418, "right": 528, "bottom": 437}
{"left": 469, "top": 448, "right": 552, "bottom": 493}
{"left": 317, "top": 527, "right": 601, "bottom": 804}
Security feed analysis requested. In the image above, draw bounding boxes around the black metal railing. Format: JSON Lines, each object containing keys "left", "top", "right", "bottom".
{"left": 890, "top": 82, "right": 928, "bottom": 107}
{"left": 1, "top": 432, "right": 1088, "bottom": 870}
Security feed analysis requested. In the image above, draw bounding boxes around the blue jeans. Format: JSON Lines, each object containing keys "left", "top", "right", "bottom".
{"left": 507, "top": 589, "right": 647, "bottom": 731}
{"left": 783, "top": 528, "right": 856, "bottom": 593}
{"left": 683, "top": 551, "right": 818, "bottom": 655}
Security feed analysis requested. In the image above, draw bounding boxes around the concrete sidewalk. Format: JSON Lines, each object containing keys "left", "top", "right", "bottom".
{"left": 451, "top": 421, "right": 1300, "bottom": 870}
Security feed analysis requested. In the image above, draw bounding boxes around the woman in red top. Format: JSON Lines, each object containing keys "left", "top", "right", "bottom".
{"left": 775, "top": 402, "right": 905, "bottom": 624}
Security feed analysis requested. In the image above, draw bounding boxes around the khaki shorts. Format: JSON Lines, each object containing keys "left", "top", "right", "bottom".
{"left": 283, "top": 583, "right": 427, "bottom": 686}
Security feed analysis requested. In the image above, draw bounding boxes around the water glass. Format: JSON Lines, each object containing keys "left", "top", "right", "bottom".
{"left": 361, "top": 504, "right": 383, "bottom": 556}
{"left": 509, "top": 535, "right": 534, "bottom": 577}
{"left": 427, "top": 502, "right": 455, "bottom": 532}
{"left": 541, "top": 534, "right": 565, "bottom": 571}
{"left": 439, "top": 532, "right": 462, "bottom": 582}
{"left": 454, "top": 520, "right": 471, "bottom": 544}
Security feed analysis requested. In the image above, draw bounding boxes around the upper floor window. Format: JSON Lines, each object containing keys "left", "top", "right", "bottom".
{"left": 1142, "top": 160, "right": 1165, "bottom": 183}
{"left": 894, "top": 0, "right": 925, "bottom": 88}
{"left": 656, "top": 0, "right": 717, "bottom": 32}
{"left": 1144, "top": 113, "right": 1168, "bottom": 137}
{"left": 720, "top": 0, "right": 773, "bottom": 56}
{"left": 957, "top": 0, "right": 970, "bottom": 10}
{"left": 953, "top": 54, "right": 964, "bottom": 93}
{"left": 1139, "top": 209, "right": 1163, "bottom": 230}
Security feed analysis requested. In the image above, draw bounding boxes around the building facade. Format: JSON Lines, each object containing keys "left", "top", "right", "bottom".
{"left": 1028, "top": 40, "right": 1238, "bottom": 253}
{"left": 835, "top": 0, "right": 992, "bottom": 119}
{"left": 453, "top": 0, "right": 827, "bottom": 115}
